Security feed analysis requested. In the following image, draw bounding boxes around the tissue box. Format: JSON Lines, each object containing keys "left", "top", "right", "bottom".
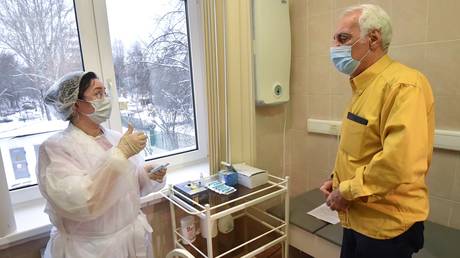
{"left": 233, "top": 163, "right": 268, "bottom": 189}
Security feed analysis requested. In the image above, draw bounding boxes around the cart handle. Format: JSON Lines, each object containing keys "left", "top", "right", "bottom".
{"left": 160, "top": 189, "right": 205, "bottom": 216}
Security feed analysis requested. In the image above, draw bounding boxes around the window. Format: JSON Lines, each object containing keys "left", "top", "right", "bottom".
{"left": 0, "top": 0, "right": 83, "bottom": 190}
{"left": 0, "top": 0, "right": 207, "bottom": 203}
{"left": 105, "top": 0, "right": 198, "bottom": 160}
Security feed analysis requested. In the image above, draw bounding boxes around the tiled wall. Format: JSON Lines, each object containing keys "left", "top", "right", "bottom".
{"left": 256, "top": 0, "right": 460, "bottom": 230}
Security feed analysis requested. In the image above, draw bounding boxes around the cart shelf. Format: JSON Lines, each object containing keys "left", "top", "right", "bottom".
{"left": 161, "top": 174, "right": 290, "bottom": 258}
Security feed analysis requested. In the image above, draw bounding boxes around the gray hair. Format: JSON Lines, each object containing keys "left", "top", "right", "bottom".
{"left": 342, "top": 4, "right": 392, "bottom": 51}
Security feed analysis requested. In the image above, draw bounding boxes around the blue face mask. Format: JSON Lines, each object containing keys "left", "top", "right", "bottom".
{"left": 330, "top": 39, "right": 369, "bottom": 75}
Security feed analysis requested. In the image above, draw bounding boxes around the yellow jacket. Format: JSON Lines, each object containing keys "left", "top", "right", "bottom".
{"left": 333, "top": 55, "right": 435, "bottom": 239}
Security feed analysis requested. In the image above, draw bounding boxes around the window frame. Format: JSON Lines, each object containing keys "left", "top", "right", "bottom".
{"left": 93, "top": 0, "right": 208, "bottom": 165}
{"left": 7, "top": 0, "right": 208, "bottom": 205}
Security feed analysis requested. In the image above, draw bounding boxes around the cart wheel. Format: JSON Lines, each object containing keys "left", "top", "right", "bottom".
{"left": 166, "top": 248, "right": 195, "bottom": 258}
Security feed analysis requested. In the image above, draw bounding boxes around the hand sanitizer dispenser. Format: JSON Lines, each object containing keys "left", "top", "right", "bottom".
{"left": 253, "top": 0, "right": 291, "bottom": 105}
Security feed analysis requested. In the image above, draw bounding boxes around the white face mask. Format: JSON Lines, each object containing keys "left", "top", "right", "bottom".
{"left": 86, "top": 98, "right": 112, "bottom": 124}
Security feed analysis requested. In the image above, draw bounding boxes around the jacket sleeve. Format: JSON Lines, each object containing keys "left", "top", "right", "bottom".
{"left": 339, "top": 84, "right": 430, "bottom": 201}
{"left": 37, "top": 139, "right": 137, "bottom": 221}
{"left": 138, "top": 168, "right": 167, "bottom": 197}
{"left": 134, "top": 155, "right": 167, "bottom": 196}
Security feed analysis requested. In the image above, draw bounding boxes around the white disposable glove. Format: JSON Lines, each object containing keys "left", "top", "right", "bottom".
{"left": 117, "top": 124, "right": 147, "bottom": 158}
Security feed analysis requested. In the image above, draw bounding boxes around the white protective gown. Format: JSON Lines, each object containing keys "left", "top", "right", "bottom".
{"left": 37, "top": 124, "right": 165, "bottom": 258}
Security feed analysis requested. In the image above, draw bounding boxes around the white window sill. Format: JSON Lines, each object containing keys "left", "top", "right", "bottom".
{"left": 0, "top": 159, "right": 209, "bottom": 250}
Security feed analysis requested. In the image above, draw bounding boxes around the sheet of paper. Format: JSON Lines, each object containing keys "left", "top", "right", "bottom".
{"left": 307, "top": 203, "right": 340, "bottom": 224}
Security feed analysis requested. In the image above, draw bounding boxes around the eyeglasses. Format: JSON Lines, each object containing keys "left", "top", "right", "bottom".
{"left": 78, "top": 90, "right": 109, "bottom": 103}
{"left": 333, "top": 32, "right": 353, "bottom": 45}
{"left": 94, "top": 90, "right": 109, "bottom": 99}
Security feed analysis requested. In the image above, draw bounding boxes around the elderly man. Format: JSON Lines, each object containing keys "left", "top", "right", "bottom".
{"left": 320, "top": 4, "right": 435, "bottom": 258}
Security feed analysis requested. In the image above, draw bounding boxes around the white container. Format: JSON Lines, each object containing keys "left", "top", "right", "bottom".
{"left": 233, "top": 163, "right": 268, "bottom": 189}
{"left": 218, "top": 214, "right": 234, "bottom": 234}
{"left": 200, "top": 217, "right": 217, "bottom": 238}
{"left": 180, "top": 216, "right": 196, "bottom": 244}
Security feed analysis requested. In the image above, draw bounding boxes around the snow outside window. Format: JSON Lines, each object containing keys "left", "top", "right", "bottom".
{"left": 0, "top": 0, "right": 207, "bottom": 203}
{"left": 0, "top": 0, "right": 82, "bottom": 191}
{"left": 106, "top": 0, "right": 199, "bottom": 160}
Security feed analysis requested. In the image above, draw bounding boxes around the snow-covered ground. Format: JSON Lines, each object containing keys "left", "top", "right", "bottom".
{"left": 0, "top": 108, "right": 196, "bottom": 190}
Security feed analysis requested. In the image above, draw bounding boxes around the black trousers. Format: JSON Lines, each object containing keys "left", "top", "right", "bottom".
{"left": 340, "top": 222, "right": 424, "bottom": 258}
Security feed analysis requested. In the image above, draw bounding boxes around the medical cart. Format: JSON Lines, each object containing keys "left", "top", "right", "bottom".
{"left": 160, "top": 174, "right": 290, "bottom": 258}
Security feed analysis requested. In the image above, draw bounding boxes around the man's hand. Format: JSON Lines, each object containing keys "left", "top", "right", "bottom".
{"left": 326, "top": 189, "right": 350, "bottom": 211}
{"left": 320, "top": 179, "right": 333, "bottom": 198}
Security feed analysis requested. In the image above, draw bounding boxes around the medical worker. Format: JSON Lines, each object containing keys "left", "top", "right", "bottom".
{"left": 37, "top": 71, "right": 166, "bottom": 258}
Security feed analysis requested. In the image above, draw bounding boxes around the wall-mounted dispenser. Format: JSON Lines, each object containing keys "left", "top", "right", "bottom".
{"left": 252, "top": 0, "right": 291, "bottom": 105}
